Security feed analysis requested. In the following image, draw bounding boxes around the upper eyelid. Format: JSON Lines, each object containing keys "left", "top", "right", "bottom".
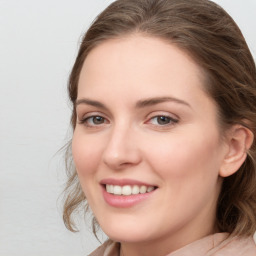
{"left": 76, "top": 106, "right": 113, "bottom": 120}
{"left": 146, "top": 111, "right": 179, "bottom": 120}
{"left": 83, "top": 115, "right": 106, "bottom": 121}
{"left": 78, "top": 111, "right": 108, "bottom": 120}
{"left": 146, "top": 116, "right": 179, "bottom": 125}
{"left": 77, "top": 109, "right": 180, "bottom": 122}
{"left": 150, "top": 115, "right": 178, "bottom": 121}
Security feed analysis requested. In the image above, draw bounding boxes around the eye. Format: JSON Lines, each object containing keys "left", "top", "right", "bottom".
{"left": 79, "top": 115, "right": 108, "bottom": 127}
{"left": 90, "top": 116, "right": 105, "bottom": 125}
{"left": 148, "top": 115, "right": 178, "bottom": 126}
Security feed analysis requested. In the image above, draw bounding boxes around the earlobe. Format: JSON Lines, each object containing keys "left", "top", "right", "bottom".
{"left": 219, "top": 125, "right": 254, "bottom": 178}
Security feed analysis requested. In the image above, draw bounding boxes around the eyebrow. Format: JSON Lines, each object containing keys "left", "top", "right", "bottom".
{"left": 76, "top": 98, "right": 108, "bottom": 109}
{"left": 75, "top": 96, "right": 191, "bottom": 109}
{"left": 136, "top": 96, "right": 191, "bottom": 109}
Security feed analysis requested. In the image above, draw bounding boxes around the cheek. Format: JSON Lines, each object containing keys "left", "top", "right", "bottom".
{"left": 72, "top": 130, "right": 103, "bottom": 177}
{"left": 145, "top": 132, "right": 222, "bottom": 185}
{"left": 145, "top": 133, "right": 223, "bottom": 221}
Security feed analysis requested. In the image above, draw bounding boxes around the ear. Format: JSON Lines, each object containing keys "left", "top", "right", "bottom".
{"left": 219, "top": 124, "right": 254, "bottom": 177}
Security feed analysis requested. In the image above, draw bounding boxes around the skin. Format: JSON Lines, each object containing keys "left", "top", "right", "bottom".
{"left": 72, "top": 35, "right": 235, "bottom": 256}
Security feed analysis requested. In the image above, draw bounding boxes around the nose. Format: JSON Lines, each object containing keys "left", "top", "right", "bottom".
{"left": 102, "top": 125, "right": 142, "bottom": 170}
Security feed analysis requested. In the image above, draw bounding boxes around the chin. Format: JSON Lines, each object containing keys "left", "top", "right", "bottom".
{"left": 100, "top": 220, "right": 154, "bottom": 243}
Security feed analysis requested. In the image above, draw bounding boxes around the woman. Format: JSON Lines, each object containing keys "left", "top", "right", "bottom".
{"left": 63, "top": 0, "right": 256, "bottom": 255}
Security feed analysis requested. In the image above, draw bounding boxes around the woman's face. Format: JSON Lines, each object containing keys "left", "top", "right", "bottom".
{"left": 72, "top": 35, "right": 227, "bottom": 250}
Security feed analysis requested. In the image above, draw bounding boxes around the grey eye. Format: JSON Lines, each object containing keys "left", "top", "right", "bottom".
{"left": 156, "top": 116, "right": 171, "bottom": 125}
{"left": 92, "top": 116, "right": 105, "bottom": 124}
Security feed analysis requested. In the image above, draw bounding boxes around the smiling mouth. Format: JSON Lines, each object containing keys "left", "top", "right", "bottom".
{"left": 105, "top": 184, "right": 157, "bottom": 196}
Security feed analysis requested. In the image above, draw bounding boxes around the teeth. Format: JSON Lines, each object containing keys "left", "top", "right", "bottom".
{"left": 147, "top": 186, "right": 154, "bottom": 192}
{"left": 139, "top": 185, "right": 147, "bottom": 194}
{"left": 106, "top": 184, "right": 155, "bottom": 196}
{"left": 122, "top": 185, "right": 132, "bottom": 195}
{"left": 132, "top": 185, "right": 140, "bottom": 195}
{"left": 113, "top": 185, "right": 122, "bottom": 195}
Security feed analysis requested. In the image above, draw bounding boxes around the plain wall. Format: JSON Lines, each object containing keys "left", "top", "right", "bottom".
{"left": 0, "top": 1, "right": 255, "bottom": 255}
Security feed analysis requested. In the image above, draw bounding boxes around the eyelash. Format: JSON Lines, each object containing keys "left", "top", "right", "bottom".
{"left": 147, "top": 115, "right": 179, "bottom": 126}
{"left": 79, "top": 115, "right": 109, "bottom": 127}
{"left": 78, "top": 114, "right": 179, "bottom": 128}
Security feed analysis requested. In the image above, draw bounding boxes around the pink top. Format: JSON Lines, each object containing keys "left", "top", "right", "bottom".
{"left": 89, "top": 233, "right": 256, "bottom": 256}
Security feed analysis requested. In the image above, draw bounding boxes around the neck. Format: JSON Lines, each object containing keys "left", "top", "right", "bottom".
{"left": 119, "top": 223, "right": 217, "bottom": 256}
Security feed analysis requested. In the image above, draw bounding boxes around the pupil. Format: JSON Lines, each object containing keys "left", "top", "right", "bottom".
{"left": 157, "top": 116, "right": 170, "bottom": 125}
{"left": 93, "top": 116, "right": 104, "bottom": 124}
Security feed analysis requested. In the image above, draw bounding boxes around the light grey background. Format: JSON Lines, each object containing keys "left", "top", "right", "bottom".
{"left": 0, "top": 1, "right": 255, "bottom": 255}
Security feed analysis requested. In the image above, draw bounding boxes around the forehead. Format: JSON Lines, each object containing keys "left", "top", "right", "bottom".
{"left": 81, "top": 35, "right": 203, "bottom": 75}
{"left": 77, "top": 35, "right": 213, "bottom": 111}
{"left": 81, "top": 34, "right": 203, "bottom": 79}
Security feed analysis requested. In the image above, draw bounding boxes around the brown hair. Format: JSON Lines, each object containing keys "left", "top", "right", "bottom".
{"left": 63, "top": 0, "right": 256, "bottom": 236}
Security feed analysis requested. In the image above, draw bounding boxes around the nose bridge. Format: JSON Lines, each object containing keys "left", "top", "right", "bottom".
{"left": 103, "top": 120, "right": 141, "bottom": 169}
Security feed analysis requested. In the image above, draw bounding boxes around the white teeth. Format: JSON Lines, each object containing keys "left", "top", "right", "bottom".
{"left": 122, "top": 185, "right": 132, "bottom": 195}
{"left": 113, "top": 185, "right": 122, "bottom": 195}
{"left": 132, "top": 185, "right": 140, "bottom": 195}
{"left": 106, "top": 184, "right": 155, "bottom": 196}
{"left": 139, "top": 185, "right": 147, "bottom": 194}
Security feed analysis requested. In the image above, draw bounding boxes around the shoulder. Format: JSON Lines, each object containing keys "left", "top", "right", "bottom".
{"left": 168, "top": 233, "right": 256, "bottom": 256}
{"left": 88, "top": 240, "right": 120, "bottom": 256}
{"left": 211, "top": 235, "right": 256, "bottom": 256}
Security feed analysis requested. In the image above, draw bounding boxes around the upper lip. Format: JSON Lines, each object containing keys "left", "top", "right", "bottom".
{"left": 100, "top": 178, "right": 157, "bottom": 187}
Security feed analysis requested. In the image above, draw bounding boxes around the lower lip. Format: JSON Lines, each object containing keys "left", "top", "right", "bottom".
{"left": 102, "top": 186, "right": 155, "bottom": 208}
